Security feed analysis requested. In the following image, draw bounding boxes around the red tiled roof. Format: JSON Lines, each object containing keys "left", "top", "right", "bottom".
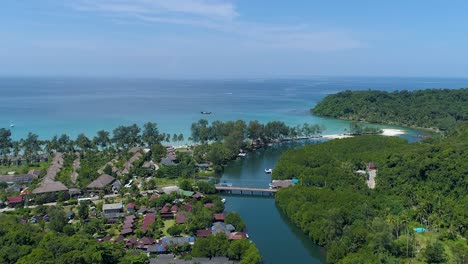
{"left": 196, "top": 229, "right": 212, "bottom": 237}
{"left": 192, "top": 193, "right": 204, "bottom": 199}
{"left": 204, "top": 203, "right": 215, "bottom": 208}
{"left": 7, "top": 196, "right": 23, "bottom": 204}
{"left": 114, "top": 235, "right": 124, "bottom": 243}
{"left": 126, "top": 237, "right": 137, "bottom": 246}
{"left": 127, "top": 202, "right": 135, "bottom": 209}
{"left": 229, "top": 232, "right": 247, "bottom": 240}
{"left": 141, "top": 213, "right": 156, "bottom": 231}
{"left": 123, "top": 223, "right": 133, "bottom": 229}
{"left": 139, "top": 237, "right": 155, "bottom": 245}
{"left": 213, "top": 213, "right": 225, "bottom": 221}
{"left": 171, "top": 205, "right": 178, "bottom": 212}
{"left": 150, "top": 193, "right": 160, "bottom": 200}
{"left": 161, "top": 205, "right": 170, "bottom": 213}
{"left": 184, "top": 203, "right": 193, "bottom": 212}
{"left": 121, "top": 228, "right": 133, "bottom": 235}
{"left": 176, "top": 212, "right": 187, "bottom": 224}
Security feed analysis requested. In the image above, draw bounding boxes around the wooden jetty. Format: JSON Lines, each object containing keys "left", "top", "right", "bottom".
{"left": 215, "top": 185, "right": 277, "bottom": 196}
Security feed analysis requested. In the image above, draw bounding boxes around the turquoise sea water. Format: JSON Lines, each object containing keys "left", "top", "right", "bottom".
{"left": 2, "top": 76, "right": 468, "bottom": 140}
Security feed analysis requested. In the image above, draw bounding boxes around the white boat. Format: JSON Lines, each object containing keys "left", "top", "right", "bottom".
{"left": 265, "top": 168, "right": 272, "bottom": 174}
{"left": 237, "top": 152, "right": 246, "bottom": 157}
{"left": 221, "top": 198, "right": 226, "bottom": 203}
{"left": 10, "top": 122, "right": 14, "bottom": 127}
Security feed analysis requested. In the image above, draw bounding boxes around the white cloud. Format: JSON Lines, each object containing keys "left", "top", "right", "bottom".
{"left": 74, "top": 0, "right": 238, "bottom": 20}
{"left": 71, "top": 0, "right": 365, "bottom": 52}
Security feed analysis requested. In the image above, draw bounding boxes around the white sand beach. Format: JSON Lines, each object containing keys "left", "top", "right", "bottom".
{"left": 381, "top": 129, "right": 406, "bottom": 136}
{"left": 322, "top": 134, "right": 354, "bottom": 139}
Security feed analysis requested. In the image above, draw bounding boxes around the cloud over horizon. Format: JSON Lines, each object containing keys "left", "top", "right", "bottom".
{"left": 71, "top": 0, "right": 364, "bottom": 53}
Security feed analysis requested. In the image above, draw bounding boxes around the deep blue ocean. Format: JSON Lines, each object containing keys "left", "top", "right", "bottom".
{"left": 1, "top": 76, "right": 468, "bottom": 141}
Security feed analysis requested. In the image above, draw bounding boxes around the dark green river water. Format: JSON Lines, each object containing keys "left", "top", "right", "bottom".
{"left": 220, "top": 140, "right": 327, "bottom": 264}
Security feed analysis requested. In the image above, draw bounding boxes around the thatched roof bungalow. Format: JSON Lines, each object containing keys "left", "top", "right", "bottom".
{"left": 32, "top": 180, "right": 68, "bottom": 194}
{"left": 86, "top": 174, "right": 116, "bottom": 191}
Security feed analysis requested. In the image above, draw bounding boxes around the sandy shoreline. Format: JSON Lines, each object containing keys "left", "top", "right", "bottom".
{"left": 322, "top": 134, "right": 354, "bottom": 139}
{"left": 381, "top": 128, "right": 406, "bottom": 136}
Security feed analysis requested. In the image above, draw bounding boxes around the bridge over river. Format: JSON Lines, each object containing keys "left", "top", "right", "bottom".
{"left": 215, "top": 185, "right": 277, "bottom": 196}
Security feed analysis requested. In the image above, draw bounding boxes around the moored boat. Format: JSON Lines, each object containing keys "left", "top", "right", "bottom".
{"left": 265, "top": 168, "right": 272, "bottom": 173}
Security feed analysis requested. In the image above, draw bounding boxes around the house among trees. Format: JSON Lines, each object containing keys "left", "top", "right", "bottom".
{"left": 122, "top": 150, "right": 143, "bottom": 174}
{"left": 102, "top": 203, "right": 123, "bottom": 219}
{"left": 32, "top": 180, "right": 69, "bottom": 195}
{"left": 0, "top": 169, "right": 41, "bottom": 184}
{"left": 176, "top": 212, "right": 187, "bottom": 224}
{"left": 211, "top": 222, "right": 230, "bottom": 236}
{"left": 270, "top": 179, "right": 294, "bottom": 189}
{"left": 160, "top": 205, "right": 173, "bottom": 219}
{"left": 160, "top": 157, "right": 176, "bottom": 166}
{"left": 196, "top": 229, "right": 212, "bottom": 237}
{"left": 160, "top": 237, "right": 195, "bottom": 247}
{"left": 127, "top": 202, "right": 136, "bottom": 213}
{"left": 86, "top": 174, "right": 116, "bottom": 192}
{"left": 229, "top": 232, "right": 248, "bottom": 240}
{"left": 213, "top": 213, "right": 225, "bottom": 222}
{"left": 366, "top": 162, "right": 377, "bottom": 170}
{"left": 141, "top": 213, "right": 156, "bottom": 231}
{"left": 7, "top": 196, "right": 23, "bottom": 207}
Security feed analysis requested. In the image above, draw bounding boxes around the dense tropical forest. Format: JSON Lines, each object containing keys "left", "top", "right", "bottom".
{"left": 311, "top": 89, "right": 468, "bottom": 130}
{"left": 274, "top": 123, "right": 467, "bottom": 263}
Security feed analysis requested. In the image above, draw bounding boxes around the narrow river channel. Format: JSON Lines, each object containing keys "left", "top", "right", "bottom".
{"left": 220, "top": 140, "right": 327, "bottom": 264}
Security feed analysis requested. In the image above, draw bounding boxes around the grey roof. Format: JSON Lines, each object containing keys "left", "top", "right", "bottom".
{"left": 161, "top": 236, "right": 194, "bottom": 246}
{"left": 112, "top": 180, "right": 122, "bottom": 189}
{"left": 86, "top": 174, "right": 115, "bottom": 189}
{"left": 160, "top": 158, "right": 176, "bottom": 166}
{"left": 33, "top": 180, "right": 68, "bottom": 194}
{"left": 103, "top": 203, "right": 123, "bottom": 211}
{"left": 68, "top": 188, "right": 82, "bottom": 195}
{"left": 0, "top": 174, "right": 37, "bottom": 184}
{"left": 28, "top": 170, "right": 41, "bottom": 177}
{"left": 271, "top": 180, "right": 294, "bottom": 188}
{"left": 161, "top": 186, "right": 179, "bottom": 194}
{"left": 211, "top": 222, "right": 230, "bottom": 236}
{"left": 226, "top": 224, "right": 236, "bottom": 232}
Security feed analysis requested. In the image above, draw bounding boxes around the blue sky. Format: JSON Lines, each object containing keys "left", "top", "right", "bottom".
{"left": 1, "top": 0, "right": 468, "bottom": 78}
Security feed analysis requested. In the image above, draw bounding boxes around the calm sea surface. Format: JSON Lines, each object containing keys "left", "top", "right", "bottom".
{"left": 1, "top": 76, "right": 467, "bottom": 263}
{"left": 1, "top": 76, "right": 467, "bottom": 140}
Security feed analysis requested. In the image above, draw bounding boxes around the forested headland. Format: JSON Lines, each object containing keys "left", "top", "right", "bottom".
{"left": 274, "top": 123, "right": 467, "bottom": 263}
{"left": 311, "top": 89, "right": 468, "bottom": 130}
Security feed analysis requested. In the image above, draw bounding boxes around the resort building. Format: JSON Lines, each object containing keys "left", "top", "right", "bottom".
{"left": 86, "top": 174, "right": 116, "bottom": 192}
{"left": 102, "top": 203, "right": 124, "bottom": 219}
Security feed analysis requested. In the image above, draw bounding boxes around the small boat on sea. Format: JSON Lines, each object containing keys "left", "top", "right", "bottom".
{"left": 238, "top": 152, "right": 246, "bottom": 157}
{"left": 221, "top": 198, "right": 226, "bottom": 203}
{"left": 201, "top": 111, "right": 212, "bottom": 115}
{"left": 265, "top": 168, "right": 272, "bottom": 174}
